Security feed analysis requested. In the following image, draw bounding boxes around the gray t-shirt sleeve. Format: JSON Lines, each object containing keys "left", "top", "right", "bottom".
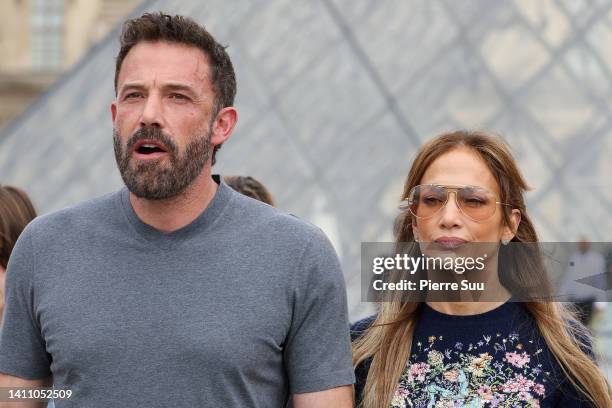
{"left": 0, "top": 226, "right": 52, "bottom": 379}
{"left": 283, "top": 228, "right": 355, "bottom": 394}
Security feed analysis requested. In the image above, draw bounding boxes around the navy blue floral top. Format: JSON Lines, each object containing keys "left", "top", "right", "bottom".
{"left": 351, "top": 303, "right": 595, "bottom": 407}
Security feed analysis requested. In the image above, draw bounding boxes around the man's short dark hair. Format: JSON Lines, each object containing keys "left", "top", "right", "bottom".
{"left": 115, "top": 12, "right": 236, "bottom": 165}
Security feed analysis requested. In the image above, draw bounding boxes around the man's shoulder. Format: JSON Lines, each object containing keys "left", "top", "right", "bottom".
{"left": 227, "top": 189, "right": 325, "bottom": 242}
{"left": 27, "top": 190, "right": 121, "bottom": 234}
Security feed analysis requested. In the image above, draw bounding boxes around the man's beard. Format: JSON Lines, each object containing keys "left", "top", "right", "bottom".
{"left": 113, "top": 125, "right": 212, "bottom": 200}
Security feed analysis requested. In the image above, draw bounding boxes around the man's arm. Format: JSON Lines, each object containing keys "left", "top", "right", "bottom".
{"left": 0, "top": 373, "right": 51, "bottom": 408}
{"left": 284, "top": 228, "right": 355, "bottom": 404}
{"left": 293, "top": 385, "right": 353, "bottom": 408}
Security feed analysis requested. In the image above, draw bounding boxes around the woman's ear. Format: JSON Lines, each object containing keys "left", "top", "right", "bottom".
{"left": 502, "top": 209, "right": 521, "bottom": 242}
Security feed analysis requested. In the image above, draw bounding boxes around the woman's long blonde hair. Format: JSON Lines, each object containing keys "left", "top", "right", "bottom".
{"left": 352, "top": 131, "right": 612, "bottom": 408}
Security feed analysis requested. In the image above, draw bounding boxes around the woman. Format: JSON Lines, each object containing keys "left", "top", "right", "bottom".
{"left": 352, "top": 131, "right": 611, "bottom": 407}
{"left": 0, "top": 185, "right": 37, "bottom": 319}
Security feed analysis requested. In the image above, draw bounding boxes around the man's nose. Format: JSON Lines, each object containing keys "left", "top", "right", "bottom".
{"left": 140, "top": 94, "right": 164, "bottom": 128}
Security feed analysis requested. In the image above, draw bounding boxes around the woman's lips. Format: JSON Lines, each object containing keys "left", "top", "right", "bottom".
{"left": 433, "top": 237, "right": 469, "bottom": 249}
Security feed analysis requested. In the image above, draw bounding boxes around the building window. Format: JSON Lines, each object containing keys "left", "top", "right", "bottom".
{"left": 31, "top": 0, "right": 64, "bottom": 71}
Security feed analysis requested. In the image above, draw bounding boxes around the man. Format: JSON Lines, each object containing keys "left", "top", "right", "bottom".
{"left": 0, "top": 13, "right": 354, "bottom": 407}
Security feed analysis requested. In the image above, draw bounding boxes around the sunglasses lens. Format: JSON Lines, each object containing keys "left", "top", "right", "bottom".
{"left": 456, "top": 186, "right": 496, "bottom": 221}
{"left": 409, "top": 185, "right": 447, "bottom": 218}
{"left": 407, "top": 185, "right": 498, "bottom": 221}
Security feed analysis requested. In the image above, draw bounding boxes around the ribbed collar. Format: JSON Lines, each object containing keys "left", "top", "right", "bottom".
{"left": 118, "top": 175, "right": 233, "bottom": 246}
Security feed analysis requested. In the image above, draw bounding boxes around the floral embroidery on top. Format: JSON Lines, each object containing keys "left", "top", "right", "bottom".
{"left": 391, "top": 332, "right": 547, "bottom": 408}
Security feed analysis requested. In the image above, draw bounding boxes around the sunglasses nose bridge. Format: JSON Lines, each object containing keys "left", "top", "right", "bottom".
{"left": 446, "top": 189, "right": 460, "bottom": 209}
{"left": 438, "top": 188, "right": 462, "bottom": 216}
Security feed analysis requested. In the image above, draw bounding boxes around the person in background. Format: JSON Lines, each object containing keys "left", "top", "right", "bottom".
{"left": 561, "top": 237, "right": 607, "bottom": 326}
{"left": 352, "top": 131, "right": 611, "bottom": 408}
{"left": 606, "top": 246, "right": 612, "bottom": 294}
{"left": 224, "top": 175, "right": 276, "bottom": 206}
{"left": 0, "top": 185, "right": 37, "bottom": 321}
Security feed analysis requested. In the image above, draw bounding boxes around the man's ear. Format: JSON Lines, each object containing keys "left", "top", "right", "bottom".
{"left": 210, "top": 107, "right": 238, "bottom": 148}
{"left": 502, "top": 209, "right": 521, "bottom": 242}
{"left": 111, "top": 101, "right": 117, "bottom": 125}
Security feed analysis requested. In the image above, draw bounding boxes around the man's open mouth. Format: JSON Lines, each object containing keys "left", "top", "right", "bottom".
{"left": 132, "top": 140, "right": 168, "bottom": 156}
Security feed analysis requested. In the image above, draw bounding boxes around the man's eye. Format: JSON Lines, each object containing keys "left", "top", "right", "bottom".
{"left": 124, "top": 92, "right": 143, "bottom": 100}
{"left": 170, "top": 93, "right": 189, "bottom": 101}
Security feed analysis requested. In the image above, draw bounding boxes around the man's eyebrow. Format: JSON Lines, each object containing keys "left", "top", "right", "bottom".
{"left": 118, "top": 82, "right": 146, "bottom": 94}
{"left": 162, "top": 83, "right": 197, "bottom": 94}
{"left": 118, "top": 82, "right": 197, "bottom": 94}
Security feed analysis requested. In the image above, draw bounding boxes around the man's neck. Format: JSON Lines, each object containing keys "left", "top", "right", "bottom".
{"left": 128, "top": 170, "right": 218, "bottom": 233}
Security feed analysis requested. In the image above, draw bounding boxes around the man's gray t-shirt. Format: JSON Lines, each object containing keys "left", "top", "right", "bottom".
{"left": 0, "top": 179, "right": 354, "bottom": 407}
